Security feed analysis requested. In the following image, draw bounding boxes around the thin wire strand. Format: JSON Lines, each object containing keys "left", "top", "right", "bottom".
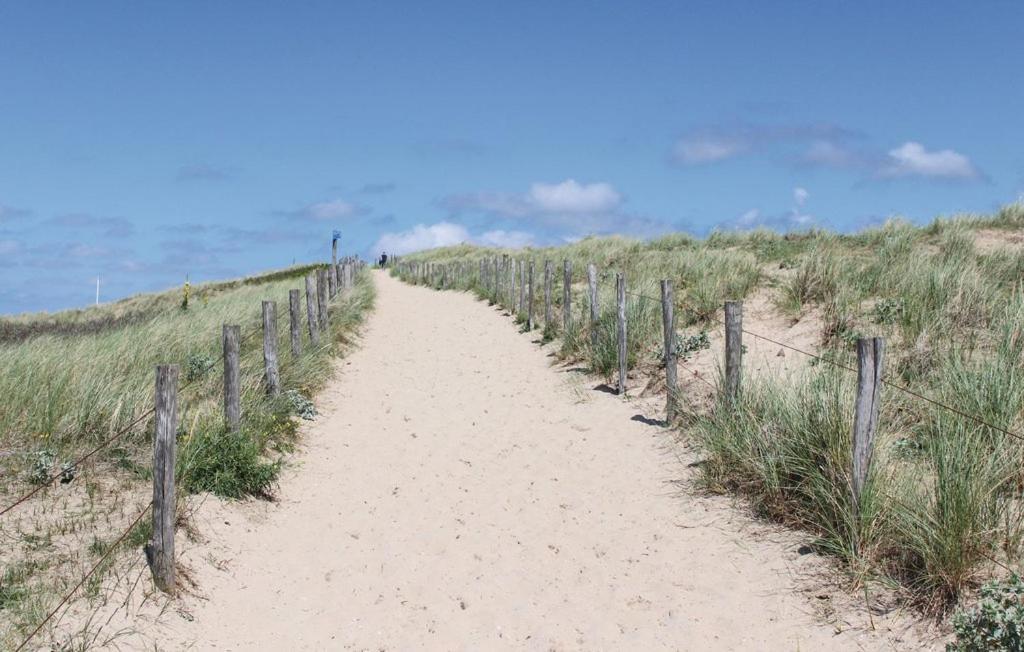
{"left": 15, "top": 501, "right": 152, "bottom": 652}
{"left": 0, "top": 296, "right": 291, "bottom": 518}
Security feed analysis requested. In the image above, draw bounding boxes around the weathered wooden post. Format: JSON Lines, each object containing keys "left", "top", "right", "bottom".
{"left": 494, "top": 257, "right": 501, "bottom": 304}
{"left": 332, "top": 232, "right": 339, "bottom": 269}
{"left": 661, "top": 281, "right": 678, "bottom": 422}
{"left": 317, "top": 268, "right": 329, "bottom": 331}
{"left": 519, "top": 261, "right": 526, "bottom": 316}
{"left": 328, "top": 266, "right": 337, "bottom": 298}
{"left": 150, "top": 364, "right": 178, "bottom": 593}
{"left": 724, "top": 301, "right": 743, "bottom": 401}
{"left": 527, "top": 261, "right": 535, "bottom": 330}
{"left": 616, "top": 273, "right": 627, "bottom": 395}
{"left": 563, "top": 260, "right": 572, "bottom": 333}
{"left": 588, "top": 263, "right": 599, "bottom": 350}
{"left": 852, "top": 337, "right": 885, "bottom": 513}
{"left": 288, "top": 289, "right": 302, "bottom": 358}
{"left": 222, "top": 324, "right": 241, "bottom": 430}
{"left": 305, "top": 272, "right": 320, "bottom": 347}
{"left": 262, "top": 301, "right": 281, "bottom": 397}
{"left": 544, "top": 260, "right": 553, "bottom": 328}
{"left": 509, "top": 260, "right": 517, "bottom": 313}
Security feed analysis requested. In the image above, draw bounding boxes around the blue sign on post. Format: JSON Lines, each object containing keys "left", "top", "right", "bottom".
{"left": 332, "top": 229, "right": 341, "bottom": 243}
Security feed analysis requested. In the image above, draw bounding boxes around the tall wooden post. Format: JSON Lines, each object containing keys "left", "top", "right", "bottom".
{"left": 527, "top": 261, "right": 535, "bottom": 330}
{"left": 150, "top": 364, "right": 178, "bottom": 593}
{"left": 563, "top": 260, "right": 572, "bottom": 333}
{"left": 316, "top": 269, "right": 329, "bottom": 331}
{"left": 328, "top": 266, "right": 337, "bottom": 299}
{"left": 519, "top": 261, "right": 526, "bottom": 316}
{"left": 852, "top": 337, "right": 885, "bottom": 513}
{"left": 588, "top": 263, "right": 599, "bottom": 350}
{"left": 724, "top": 301, "right": 743, "bottom": 401}
{"left": 616, "top": 273, "right": 627, "bottom": 395}
{"left": 305, "top": 272, "right": 320, "bottom": 347}
{"left": 661, "top": 280, "right": 678, "bottom": 422}
{"left": 288, "top": 289, "right": 302, "bottom": 358}
{"left": 544, "top": 260, "right": 553, "bottom": 328}
{"left": 262, "top": 301, "right": 281, "bottom": 397}
{"left": 222, "top": 324, "right": 241, "bottom": 430}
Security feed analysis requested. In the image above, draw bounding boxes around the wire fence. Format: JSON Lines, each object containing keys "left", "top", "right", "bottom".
{"left": 3, "top": 260, "right": 366, "bottom": 651}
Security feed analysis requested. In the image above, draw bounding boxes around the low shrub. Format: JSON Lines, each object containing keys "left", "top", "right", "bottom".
{"left": 948, "top": 575, "right": 1024, "bottom": 651}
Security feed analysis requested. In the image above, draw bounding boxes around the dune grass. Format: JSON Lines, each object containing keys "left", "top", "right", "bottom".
{"left": 0, "top": 263, "right": 374, "bottom": 648}
{"left": 392, "top": 202, "right": 1024, "bottom": 615}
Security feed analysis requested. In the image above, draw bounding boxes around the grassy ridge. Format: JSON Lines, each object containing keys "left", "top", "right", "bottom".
{"left": 394, "top": 203, "right": 1024, "bottom": 613}
{"left": 0, "top": 263, "right": 374, "bottom": 648}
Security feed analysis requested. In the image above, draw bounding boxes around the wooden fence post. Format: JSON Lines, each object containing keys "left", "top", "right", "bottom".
{"left": 563, "top": 259, "right": 572, "bottom": 333}
{"left": 510, "top": 260, "right": 517, "bottom": 313}
{"left": 222, "top": 324, "right": 241, "bottom": 430}
{"left": 316, "top": 268, "right": 329, "bottom": 331}
{"left": 305, "top": 272, "right": 320, "bottom": 347}
{"left": 724, "top": 301, "right": 743, "bottom": 401}
{"left": 262, "top": 301, "right": 281, "bottom": 397}
{"left": 588, "top": 263, "right": 599, "bottom": 350}
{"left": 150, "top": 364, "right": 178, "bottom": 593}
{"left": 288, "top": 289, "right": 302, "bottom": 358}
{"left": 616, "top": 273, "right": 627, "bottom": 395}
{"left": 852, "top": 337, "right": 885, "bottom": 512}
{"left": 519, "top": 261, "right": 526, "bottom": 316}
{"left": 544, "top": 260, "right": 553, "bottom": 328}
{"left": 661, "top": 281, "right": 678, "bottom": 422}
{"left": 328, "top": 266, "right": 337, "bottom": 298}
{"left": 494, "top": 257, "right": 502, "bottom": 305}
{"left": 527, "top": 261, "right": 535, "bottom": 330}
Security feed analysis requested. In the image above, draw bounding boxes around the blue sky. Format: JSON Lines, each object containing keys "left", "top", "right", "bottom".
{"left": 1, "top": 2, "right": 1022, "bottom": 314}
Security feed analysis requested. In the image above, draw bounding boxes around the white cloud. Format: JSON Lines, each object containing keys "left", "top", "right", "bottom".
{"left": 304, "top": 199, "right": 362, "bottom": 220}
{"left": 801, "top": 140, "right": 858, "bottom": 168}
{"left": 526, "top": 179, "right": 622, "bottom": 214}
{"left": 278, "top": 198, "right": 368, "bottom": 222}
{"left": 672, "top": 136, "right": 746, "bottom": 164}
{"left": 793, "top": 187, "right": 809, "bottom": 206}
{"left": 879, "top": 142, "right": 979, "bottom": 180}
{"left": 478, "top": 229, "right": 535, "bottom": 248}
{"left": 372, "top": 222, "right": 471, "bottom": 256}
{"left": 736, "top": 209, "right": 761, "bottom": 226}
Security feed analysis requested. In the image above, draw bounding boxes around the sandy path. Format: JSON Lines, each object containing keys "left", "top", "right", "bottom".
{"left": 150, "top": 271, "right": 925, "bottom": 651}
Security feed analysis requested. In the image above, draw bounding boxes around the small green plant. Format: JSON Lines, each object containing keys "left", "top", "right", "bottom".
{"left": 873, "top": 297, "right": 904, "bottom": 325}
{"left": 284, "top": 389, "right": 317, "bottom": 420}
{"left": 674, "top": 330, "right": 710, "bottom": 359}
{"left": 27, "top": 449, "right": 56, "bottom": 485}
{"left": 185, "top": 352, "right": 215, "bottom": 381}
{"left": 179, "top": 427, "right": 280, "bottom": 499}
{"left": 948, "top": 574, "right": 1024, "bottom": 651}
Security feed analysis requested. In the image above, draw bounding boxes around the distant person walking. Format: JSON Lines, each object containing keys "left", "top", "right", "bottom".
{"left": 379, "top": 252, "right": 388, "bottom": 268}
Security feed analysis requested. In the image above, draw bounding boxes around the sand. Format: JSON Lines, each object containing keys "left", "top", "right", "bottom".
{"left": 109, "top": 270, "right": 934, "bottom": 651}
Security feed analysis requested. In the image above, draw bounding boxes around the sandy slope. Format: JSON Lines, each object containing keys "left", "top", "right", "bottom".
{"left": 136, "top": 271, "right": 931, "bottom": 651}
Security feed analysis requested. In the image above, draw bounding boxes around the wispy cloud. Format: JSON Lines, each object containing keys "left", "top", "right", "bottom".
{"left": 726, "top": 186, "right": 817, "bottom": 232}
{"left": 44, "top": 213, "right": 135, "bottom": 238}
{"left": 370, "top": 222, "right": 537, "bottom": 256}
{"left": 672, "top": 122, "right": 860, "bottom": 166}
{"left": 438, "top": 178, "right": 659, "bottom": 236}
{"left": 877, "top": 142, "right": 980, "bottom": 181}
{"left": 0, "top": 204, "right": 31, "bottom": 224}
{"left": 275, "top": 198, "right": 369, "bottom": 222}
{"left": 359, "top": 182, "right": 397, "bottom": 194}
{"left": 176, "top": 164, "right": 233, "bottom": 182}
{"left": 372, "top": 222, "right": 471, "bottom": 255}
